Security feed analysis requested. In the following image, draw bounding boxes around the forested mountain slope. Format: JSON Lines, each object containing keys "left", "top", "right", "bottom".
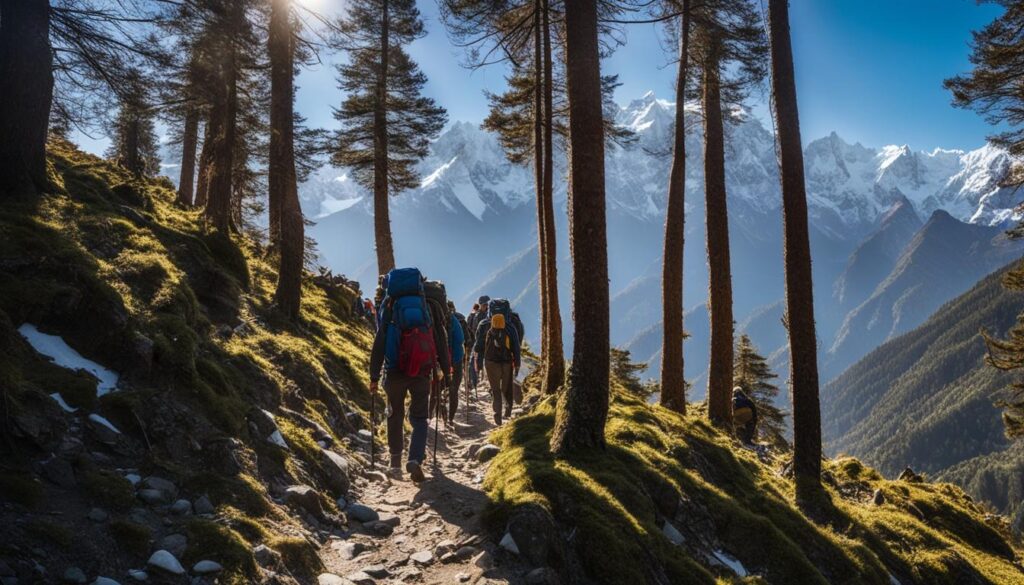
{"left": 484, "top": 376, "right": 1024, "bottom": 585}
{"left": 0, "top": 142, "right": 374, "bottom": 584}
{"left": 823, "top": 260, "right": 1024, "bottom": 516}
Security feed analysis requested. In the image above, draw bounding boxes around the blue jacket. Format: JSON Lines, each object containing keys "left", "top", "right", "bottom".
{"left": 449, "top": 313, "right": 465, "bottom": 366}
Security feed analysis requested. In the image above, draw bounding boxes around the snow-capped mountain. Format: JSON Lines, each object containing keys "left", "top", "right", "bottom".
{"left": 306, "top": 91, "right": 1023, "bottom": 385}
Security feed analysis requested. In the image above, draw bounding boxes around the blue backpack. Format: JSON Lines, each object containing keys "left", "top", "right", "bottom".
{"left": 382, "top": 268, "right": 436, "bottom": 376}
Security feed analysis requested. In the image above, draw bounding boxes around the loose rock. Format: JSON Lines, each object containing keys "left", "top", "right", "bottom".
{"left": 192, "top": 560, "right": 223, "bottom": 574}
{"left": 321, "top": 449, "right": 351, "bottom": 495}
{"left": 873, "top": 489, "right": 886, "bottom": 506}
{"left": 346, "top": 504, "right": 379, "bottom": 523}
{"left": 362, "top": 564, "right": 388, "bottom": 578}
{"left": 87, "top": 508, "right": 108, "bottom": 523}
{"left": 193, "top": 495, "right": 214, "bottom": 515}
{"left": 147, "top": 550, "right": 185, "bottom": 575}
{"left": 476, "top": 444, "right": 501, "bottom": 463}
{"left": 253, "top": 544, "right": 281, "bottom": 568}
{"left": 316, "top": 574, "right": 351, "bottom": 585}
{"left": 126, "top": 569, "right": 147, "bottom": 581}
{"left": 63, "top": 567, "right": 87, "bottom": 583}
{"left": 42, "top": 457, "right": 76, "bottom": 488}
{"left": 284, "top": 485, "right": 326, "bottom": 520}
{"left": 93, "top": 578, "right": 122, "bottom": 585}
{"left": 170, "top": 499, "right": 192, "bottom": 515}
{"left": 410, "top": 550, "right": 434, "bottom": 565}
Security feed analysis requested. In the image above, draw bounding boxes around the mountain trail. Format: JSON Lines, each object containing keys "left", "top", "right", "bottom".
{"left": 319, "top": 384, "right": 529, "bottom": 585}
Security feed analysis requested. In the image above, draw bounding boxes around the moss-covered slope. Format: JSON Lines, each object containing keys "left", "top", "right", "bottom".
{"left": 484, "top": 378, "right": 1024, "bottom": 584}
{"left": 0, "top": 141, "right": 374, "bottom": 583}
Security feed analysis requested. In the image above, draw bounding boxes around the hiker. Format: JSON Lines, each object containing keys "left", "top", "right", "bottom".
{"left": 423, "top": 280, "right": 455, "bottom": 425}
{"left": 368, "top": 268, "right": 450, "bottom": 483}
{"left": 474, "top": 298, "right": 521, "bottom": 425}
{"left": 466, "top": 298, "right": 489, "bottom": 390}
{"left": 447, "top": 300, "right": 469, "bottom": 422}
{"left": 732, "top": 387, "right": 758, "bottom": 445}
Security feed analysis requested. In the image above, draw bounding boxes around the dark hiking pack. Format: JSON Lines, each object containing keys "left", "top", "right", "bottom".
{"left": 454, "top": 311, "right": 470, "bottom": 347}
{"left": 732, "top": 389, "right": 758, "bottom": 426}
{"left": 423, "top": 280, "right": 451, "bottom": 352}
{"left": 488, "top": 298, "right": 525, "bottom": 346}
{"left": 485, "top": 313, "right": 514, "bottom": 362}
{"left": 382, "top": 268, "right": 436, "bottom": 377}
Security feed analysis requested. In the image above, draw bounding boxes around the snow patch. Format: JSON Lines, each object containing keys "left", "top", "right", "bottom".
{"left": 88, "top": 414, "right": 121, "bottom": 435}
{"left": 710, "top": 550, "right": 747, "bottom": 577}
{"left": 49, "top": 393, "right": 77, "bottom": 413}
{"left": 18, "top": 324, "right": 119, "bottom": 396}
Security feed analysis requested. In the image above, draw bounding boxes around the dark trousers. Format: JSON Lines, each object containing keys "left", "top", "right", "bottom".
{"left": 484, "top": 361, "right": 514, "bottom": 417}
{"left": 448, "top": 364, "right": 463, "bottom": 421}
{"left": 384, "top": 371, "right": 429, "bottom": 465}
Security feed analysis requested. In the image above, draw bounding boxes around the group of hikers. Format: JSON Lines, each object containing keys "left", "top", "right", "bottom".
{"left": 366, "top": 267, "right": 525, "bottom": 482}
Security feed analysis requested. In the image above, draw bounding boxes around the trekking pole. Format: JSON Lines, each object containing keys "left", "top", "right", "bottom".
{"left": 369, "top": 388, "right": 376, "bottom": 469}
{"left": 432, "top": 370, "right": 440, "bottom": 468}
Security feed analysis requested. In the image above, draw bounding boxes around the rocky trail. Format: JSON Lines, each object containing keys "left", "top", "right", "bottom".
{"left": 318, "top": 385, "right": 540, "bottom": 585}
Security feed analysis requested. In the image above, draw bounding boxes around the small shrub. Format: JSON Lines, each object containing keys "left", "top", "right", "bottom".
{"left": 184, "top": 519, "right": 256, "bottom": 584}
{"left": 26, "top": 520, "right": 73, "bottom": 548}
{"left": 81, "top": 469, "right": 135, "bottom": 510}
{"left": 270, "top": 536, "right": 322, "bottom": 579}
{"left": 0, "top": 473, "right": 43, "bottom": 508}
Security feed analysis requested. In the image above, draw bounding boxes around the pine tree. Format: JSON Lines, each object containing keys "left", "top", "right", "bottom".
{"left": 660, "top": 0, "right": 692, "bottom": 414}
{"left": 733, "top": 334, "right": 787, "bottom": 447}
{"left": 983, "top": 264, "right": 1024, "bottom": 438}
{"left": 269, "top": 0, "right": 304, "bottom": 320}
{"left": 107, "top": 69, "right": 161, "bottom": 179}
{"left": 946, "top": 2, "right": 1024, "bottom": 439}
{"left": 690, "top": 0, "right": 767, "bottom": 427}
{"left": 332, "top": 0, "right": 447, "bottom": 276}
{"left": 767, "top": 0, "right": 822, "bottom": 491}
{"left": 550, "top": 0, "right": 610, "bottom": 454}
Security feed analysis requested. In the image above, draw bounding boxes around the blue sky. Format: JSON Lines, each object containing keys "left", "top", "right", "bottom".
{"left": 75, "top": 0, "right": 1007, "bottom": 154}
{"left": 293, "top": 0, "right": 1005, "bottom": 152}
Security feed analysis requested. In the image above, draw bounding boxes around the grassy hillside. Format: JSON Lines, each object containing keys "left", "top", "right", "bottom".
{"left": 484, "top": 377, "right": 1024, "bottom": 584}
{"left": 822, "top": 259, "right": 1024, "bottom": 517}
{"left": 0, "top": 141, "right": 374, "bottom": 583}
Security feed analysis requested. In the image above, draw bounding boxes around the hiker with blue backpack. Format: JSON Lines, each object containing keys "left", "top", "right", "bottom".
{"left": 368, "top": 268, "right": 451, "bottom": 483}
{"left": 474, "top": 298, "right": 522, "bottom": 425}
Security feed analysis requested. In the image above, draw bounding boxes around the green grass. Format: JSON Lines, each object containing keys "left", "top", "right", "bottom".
{"left": 485, "top": 377, "right": 1024, "bottom": 585}
{"left": 80, "top": 469, "right": 135, "bottom": 511}
{"left": 184, "top": 519, "right": 257, "bottom": 585}
{"left": 270, "top": 535, "right": 323, "bottom": 579}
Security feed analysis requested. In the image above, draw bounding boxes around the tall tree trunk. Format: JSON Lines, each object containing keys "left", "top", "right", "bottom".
{"left": 768, "top": 0, "right": 821, "bottom": 489}
{"left": 550, "top": 0, "right": 609, "bottom": 455}
{"left": 532, "top": 0, "right": 550, "bottom": 382}
{"left": 177, "top": 106, "right": 200, "bottom": 206}
{"left": 373, "top": 0, "right": 396, "bottom": 275}
{"left": 195, "top": 118, "right": 213, "bottom": 208}
{"left": 703, "top": 39, "right": 733, "bottom": 427}
{"left": 270, "top": 0, "right": 304, "bottom": 319}
{"left": 541, "top": 0, "right": 565, "bottom": 394}
{"left": 660, "top": 0, "right": 690, "bottom": 414}
{"left": 205, "top": 30, "right": 238, "bottom": 234}
{"left": 0, "top": 0, "right": 53, "bottom": 196}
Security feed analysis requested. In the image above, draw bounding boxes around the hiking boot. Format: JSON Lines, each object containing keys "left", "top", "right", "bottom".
{"left": 406, "top": 459, "right": 426, "bottom": 483}
{"left": 387, "top": 466, "right": 403, "bottom": 480}
{"left": 493, "top": 413, "right": 502, "bottom": 426}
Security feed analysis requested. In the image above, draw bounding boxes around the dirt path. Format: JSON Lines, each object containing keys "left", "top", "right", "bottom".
{"left": 319, "top": 384, "right": 528, "bottom": 585}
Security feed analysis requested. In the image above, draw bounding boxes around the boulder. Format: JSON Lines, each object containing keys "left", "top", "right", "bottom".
{"left": 662, "top": 521, "right": 685, "bottom": 545}
{"left": 92, "top": 578, "right": 122, "bottom": 585}
{"left": 410, "top": 550, "right": 433, "bottom": 565}
{"left": 284, "top": 485, "right": 326, "bottom": 520}
{"left": 472, "top": 551, "right": 494, "bottom": 570}
{"left": 136, "top": 489, "right": 167, "bottom": 505}
{"left": 361, "top": 564, "right": 388, "bottom": 578}
{"left": 897, "top": 467, "right": 922, "bottom": 483}
{"left": 126, "top": 570, "right": 147, "bottom": 582}
{"left": 346, "top": 504, "right": 378, "bottom": 523}
{"left": 873, "top": 489, "right": 886, "bottom": 506}
{"left": 320, "top": 449, "right": 351, "bottom": 495}
{"left": 476, "top": 444, "right": 501, "bottom": 463}
{"left": 147, "top": 550, "right": 185, "bottom": 575}
{"left": 317, "top": 574, "right": 353, "bottom": 585}
{"left": 249, "top": 409, "right": 289, "bottom": 450}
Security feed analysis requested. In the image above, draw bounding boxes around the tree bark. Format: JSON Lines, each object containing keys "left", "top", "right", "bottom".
{"left": 373, "top": 0, "right": 396, "bottom": 275}
{"left": 659, "top": 0, "right": 690, "bottom": 414}
{"left": 195, "top": 118, "right": 213, "bottom": 208}
{"left": 532, "top": 0, "right": 550, "bottom": 385}
{"left": 205, "top": 22, "right": 238, "bottom": 234}
{"left": 550, "top": 0, "right": 609, "bottom": 455}
{"left": 541, "top": 0, "right": 565, "bottom": 394}
{"left": 270, "top": 0, "right": 304, "bottom": 319}
{"left": 768, "top": 0, "right": 821, "bottom": 487}
{"left": 703, "top": 38, "right": 733, "bottom": 427}
{"left": 177, "top": 107, "right": 200, "bottom": 206}
{"left": 0, "top": 0, "right": 53, "bottom": 196}
{"left": 125, "top": 112, "right": 142, "bottom": 178}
